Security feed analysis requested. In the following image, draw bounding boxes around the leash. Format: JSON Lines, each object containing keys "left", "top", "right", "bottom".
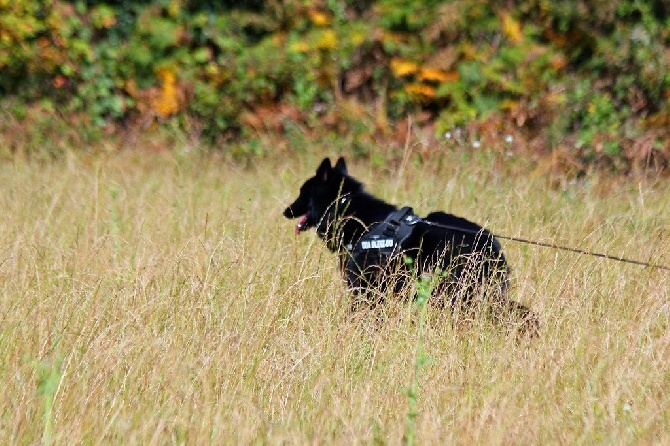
{"left": 419, "top": 219, "right": 670, "bottom": 272}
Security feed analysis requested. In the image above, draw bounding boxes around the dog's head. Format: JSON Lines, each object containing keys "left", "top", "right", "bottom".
{"left": 284, "top": 157, "right": 360, "bottom": 237}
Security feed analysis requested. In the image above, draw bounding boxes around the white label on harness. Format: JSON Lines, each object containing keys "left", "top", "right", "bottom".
{"left": 361, "top": 238, "right": 395, "bottom": 250}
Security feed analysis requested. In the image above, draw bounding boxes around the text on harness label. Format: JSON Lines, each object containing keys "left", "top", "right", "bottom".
{"left": 361, "top": 238, "right": 395, "bottom": 250}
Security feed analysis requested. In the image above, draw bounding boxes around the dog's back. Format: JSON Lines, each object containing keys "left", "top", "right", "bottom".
{"left": 407, "top": 212, "right": 509, "bottom": 306}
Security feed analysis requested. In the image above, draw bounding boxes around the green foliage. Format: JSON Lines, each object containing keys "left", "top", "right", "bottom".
{"left": 0, "top": 0, "right": 668, "bottom": 172}
{"left": 34, "top": 352, "right": 63, "bottom": 446}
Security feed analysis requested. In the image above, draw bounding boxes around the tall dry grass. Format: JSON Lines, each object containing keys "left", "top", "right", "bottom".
{"left": 0, "top": 149, "right": 669, "bottom": 444}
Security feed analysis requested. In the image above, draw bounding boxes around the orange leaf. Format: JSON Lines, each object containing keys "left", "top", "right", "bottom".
{"left": 405, "top": 83, "right": 436, "bottom": 98}
{"left": 390, "top": 58, "right": 419, "bottom": 77}
{"left": 418, "top": 67, "right": 458, "bottom": 83}
{"left": 152, "top": 67, "right": 181, "bottom": 118}
{"left": 309, "top": 10, "right": 330, "bottom": 26}
{"left": 53, "top": 75, "right": 66, "bottom": 89}
{"left": 550, "top": 54, "right": 567, "bottom": 70}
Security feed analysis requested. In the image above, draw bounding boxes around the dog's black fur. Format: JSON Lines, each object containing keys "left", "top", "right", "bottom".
{"left": 284, "top": 157, "right": 538, "bottom": 333}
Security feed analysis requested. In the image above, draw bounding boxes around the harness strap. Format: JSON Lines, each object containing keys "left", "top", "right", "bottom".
{"left": 350, "top": 206, "right": 420, "bottom": 257}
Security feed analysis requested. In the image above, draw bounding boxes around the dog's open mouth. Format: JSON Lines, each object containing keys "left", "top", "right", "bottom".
{"left": 295, "top": 215, "right": 309, "bottom": 235}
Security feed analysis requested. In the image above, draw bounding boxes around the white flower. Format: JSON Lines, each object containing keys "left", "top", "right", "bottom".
{"left": 472, "top": 140, "right": 481, "bottom": 149}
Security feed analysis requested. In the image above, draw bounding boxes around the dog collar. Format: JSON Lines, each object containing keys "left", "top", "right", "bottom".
{"left": 317, "top": 192, "right": 354, "bottom": 241}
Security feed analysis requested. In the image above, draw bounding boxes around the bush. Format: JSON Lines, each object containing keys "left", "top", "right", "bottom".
{"left": 0, "top": 0, "right": 668, "bottom": 173}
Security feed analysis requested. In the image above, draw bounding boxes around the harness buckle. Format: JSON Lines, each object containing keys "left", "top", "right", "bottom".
{"left": 383, "top": 220, "right": 400, "bottom": 236}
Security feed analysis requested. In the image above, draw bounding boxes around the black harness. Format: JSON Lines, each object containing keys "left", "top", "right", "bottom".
{"left": 346, "top": 206, "right": 421, "bottom": 260}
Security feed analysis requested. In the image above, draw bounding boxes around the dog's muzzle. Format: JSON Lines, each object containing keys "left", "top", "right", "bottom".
{"left": 284, "top": 206, "right": 310, "bottom": 236}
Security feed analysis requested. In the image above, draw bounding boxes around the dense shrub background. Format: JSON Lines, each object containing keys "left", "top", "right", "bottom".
{"left": 1, "top": 0, "right": 669, "bottom": 172}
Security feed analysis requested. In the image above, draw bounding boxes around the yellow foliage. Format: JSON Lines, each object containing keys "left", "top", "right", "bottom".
{"left": 101, "top": 15, "right": 116, "bottom": 28}
{"left": 167, "top": 0, "right": 182, "bottom": 18}
{"left": 152, "top": 67, "right": 181, "bottom": 118}
{"left": 309, "top": 10, "right": 330, "bottom": 26}
{"left": 404, "top": 83, "right": 435, "bottom": 98}
{"left": 500, "top": 99, "right": 519, "bottom": 110}
{"left": 418, "top": 67, "right": 458, "bottom": 83}
{"left": 546, "top": 91, "right": 567, "bottom": 105}
{"left": 502, "top": 12, "right": 523, "bottom": 44}
{"left": 381, "top": 30, "right": 405, "bottom": 45}
{"left": 315, "top": 29, "right": 338, "bottom": 50}
{"left": 125, "top": 78, "right": 138, "bottom": 97}
{"left": 288, "top": 40, "right": 309, "bottom": 53}
{"left": 460, "top": 42, "right": 478, "bottom": 60}
{"left": 0, "top": 30, "right": 11, "bottom": 44}
{"left": 350, "top": 30, "right": 366, "bottom": 47}
{"left": 390, "top": 58, "right": 419, "bottom": 77}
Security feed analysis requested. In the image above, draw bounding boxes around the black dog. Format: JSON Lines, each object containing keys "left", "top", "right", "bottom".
{"left": 284, "top": 157, "right": 538, "bottom": 333}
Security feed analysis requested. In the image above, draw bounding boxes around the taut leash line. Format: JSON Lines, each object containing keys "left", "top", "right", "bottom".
{"left": 420, "top": 220, "right": 670, "bottom": 272}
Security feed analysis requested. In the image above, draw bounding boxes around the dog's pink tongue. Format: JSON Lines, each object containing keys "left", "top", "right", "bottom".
{"left": 295, "top": 215, "right": 308, "bottom": 236}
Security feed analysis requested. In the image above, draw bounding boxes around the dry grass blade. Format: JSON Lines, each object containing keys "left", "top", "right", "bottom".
{"left": 0, "top": 150, "right": 669, "bottom": 444}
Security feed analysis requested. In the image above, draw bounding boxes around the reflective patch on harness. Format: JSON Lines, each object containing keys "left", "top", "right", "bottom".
{"left": 361, "top": 238, "right": 395, "bottom": 250}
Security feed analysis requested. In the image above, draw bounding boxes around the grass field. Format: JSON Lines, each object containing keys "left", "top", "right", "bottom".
{"left": 1, "top": 147, "right": 669, "bottom": 444}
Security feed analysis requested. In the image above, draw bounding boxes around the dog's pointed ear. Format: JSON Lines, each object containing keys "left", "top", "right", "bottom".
{"left": 334, "top": 157, "right": 348, "bottom": 175}
{"left": 316, "top": 158, "right": 332, "bottom": 182}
